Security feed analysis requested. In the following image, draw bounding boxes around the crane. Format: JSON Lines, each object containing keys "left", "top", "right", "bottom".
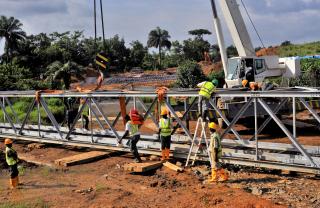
{"left": 210, "top": 0, "right": 301, "bottom": 88}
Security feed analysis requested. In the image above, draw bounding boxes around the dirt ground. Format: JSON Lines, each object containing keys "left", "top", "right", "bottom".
{"left": 0, "top": 142, "right": 296, "bottom": 208}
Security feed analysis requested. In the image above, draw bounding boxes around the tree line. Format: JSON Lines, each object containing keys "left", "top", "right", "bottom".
{"left": 0, "top": 16, "right": 241, "bottom": 90}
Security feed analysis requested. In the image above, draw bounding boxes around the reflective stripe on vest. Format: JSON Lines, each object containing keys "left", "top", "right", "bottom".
{"left": 129, "top": 121, "right": 139, "bottom": 136}
{"left": 160, "top": 118, "right": 171, "bottom": 136}
{"left": 199, "top": 82, "right": 215, "bottom": 99}
{"left": 5, "top": 147, "right": 17, "bottom": 166}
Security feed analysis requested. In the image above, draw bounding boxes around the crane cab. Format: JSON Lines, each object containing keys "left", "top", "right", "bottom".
{"left": 225, "top": 57, "right": 267, "bottom": 88}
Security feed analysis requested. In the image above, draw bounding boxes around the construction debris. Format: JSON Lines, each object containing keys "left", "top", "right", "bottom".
{"left": 27, "top": 143, "right": 46, "bottom": 151}
{"left": 123, "top": 161, "right": 163, "bottom": 172}
{"left": 54, "top": 151, "right": 111, "bottom": 167}
{"left": 163, "top": 161, "right": 183, "bottom": 172}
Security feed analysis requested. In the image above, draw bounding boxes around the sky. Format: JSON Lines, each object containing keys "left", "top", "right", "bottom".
{"left": 0, "top": 0, "right": 320, "bottom": 55}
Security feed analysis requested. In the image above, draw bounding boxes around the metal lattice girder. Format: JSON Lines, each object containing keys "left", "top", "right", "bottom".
{"left": 137, "top": 97, "right": 158, "bottom": 127}
{"left": 258, "top": 98, "right": 318, "bottom": 168}
{"left": 249, "top": 98, "right": 289, "bottom": 141}
{"left": 220, "top": 97, "right": 253, "bottom": 138}
{"left": 4, "top": 97, "right": 21, "bottom": 124}
{"left": 164, "top": 99, "right": 193, "bottom": 140}
{"left": 91, "top": 98, "right": 121, "bottom": 140}
{"left": 299, "top": 98, "right": 320, "bottom": 124}
{"left": 208, "top": 99, "right": 245, "bottom": 143}
{"left": 0, "top": 97, "right": 17, "bottom": 134}
{"left": 112, "top": 97, "right": 130, "bottom": 127}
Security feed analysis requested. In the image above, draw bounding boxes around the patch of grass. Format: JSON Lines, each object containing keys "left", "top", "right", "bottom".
{"left": 95, "top": 183, "right": 108, "bottom": 193}
{"left": 279, "top": 41, "right": 320, "bottom": 57}
{"left": 40, "top": 167, "right": 53, "bottom": 177}
{"left": 0, "top": 198, "right": 49, "bottom": 208}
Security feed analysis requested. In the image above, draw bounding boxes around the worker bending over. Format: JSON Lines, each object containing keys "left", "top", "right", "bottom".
{"left": 119, "top": 112, "right": 142, "bottom": 163}
{"left": 4, "top": 139, "right": 20, "bottom": 189}
{"left": 208, "top": 122, "right": 228, "bottom": 182}
{"left": 197, "top": 79, "right": 218, "bottom": 121}
{"left": 158, "top": 108, "right": 173, "bottom": 161}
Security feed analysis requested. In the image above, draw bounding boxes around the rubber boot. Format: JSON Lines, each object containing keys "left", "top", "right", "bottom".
{"left": 218, "top": 169, "right": 228, "bottom": 182}
{"left": 9, "top": 178, "right": 14, "bottom": 189}
{"left": 165, "top": 149, "right": 170, "bottom": 160}
{"left": 209, "top": 169, "right": 218, "bottom": 183}
{"left": 161, "top": 150, "right": 166, "bottom": 161}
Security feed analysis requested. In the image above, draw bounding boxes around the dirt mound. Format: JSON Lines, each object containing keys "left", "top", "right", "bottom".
{"left": 256, "top": 47, "right": 279, "bottom": 57}
{"left": 198, "top": 61, "right": 222, "bottom": 76}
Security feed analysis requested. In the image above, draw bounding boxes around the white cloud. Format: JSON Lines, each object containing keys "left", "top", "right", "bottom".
{"left": 0, "top": 0, "right": 319, "bottom": 48}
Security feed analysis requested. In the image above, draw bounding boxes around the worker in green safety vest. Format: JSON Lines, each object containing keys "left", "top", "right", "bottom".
{"left": 4, "top": 138, "right": 20, "bottom": 189}
{"left": 208, "top": 122, "right": 228, "bottom": 182}
{"left": 79, "top": 98, "right": 89, "bottom": 131}
{"left": 197, "top": 79, "right": 218, "bottom": 121}
{"left": 158, "top": 108, "right": 173, "bottom": 161}
{"left": 119, "top": 114, "right": 142, "bottom": 163}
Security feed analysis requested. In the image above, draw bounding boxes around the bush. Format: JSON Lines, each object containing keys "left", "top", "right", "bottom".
{"left": 207, "top": 70, "right": 225, "bottom": 88}
{"left": 289, "top": 58, "right": 320, "bottom": 87}
{"left": 176, "top": 60, "right": 206, "bottom": 88}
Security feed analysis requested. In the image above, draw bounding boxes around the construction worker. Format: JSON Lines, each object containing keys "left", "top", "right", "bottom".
{"left": 208, "top": 122, "right": 228, "bottom": 182}
{"left": 158, "top": 108, "right": 173, "bottom": 161}
{"left": 119, "top": 114, "right": 142, "bottom": 163}
{"left": 197, "top": 79, "right": 218, "bottom": 121}
{"left": 79, "top": 98, "right": 89, "bottom": 130}
{"left": 4, "top": 139, "right": 20, "bottom": 189}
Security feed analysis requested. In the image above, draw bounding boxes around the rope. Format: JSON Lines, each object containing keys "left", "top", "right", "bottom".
{"left": 240, "top": 0, "right": 265, "bottom": 49}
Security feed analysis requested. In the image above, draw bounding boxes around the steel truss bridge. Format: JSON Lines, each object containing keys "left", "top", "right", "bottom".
{"left": 0, "top": 88, "right": 320, "bottom": 174}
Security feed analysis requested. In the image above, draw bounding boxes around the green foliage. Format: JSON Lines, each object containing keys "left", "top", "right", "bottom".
{"left": 289, "top": 58, "right": 320, "bottom": 87}
{"left": 207, "top": 70, "right": 225, "bottom": 88}
{"left": 226, "top": 45, "right": 238, "bottom": 57}
{"left": 188, "top": 29, "right": 211, "bottom": 39}
{"left": 129, "top": 40, "right": 148, "bottom": 68}
{"left": 176, "top": 60, "right": 206, "bottom": 88}
{"left": 279, "top": 41, "right": 320, "bottom": 57}
{"left": 0, "top": 98, "right": 64, "bottom": 125}
{"left": 183, "top": 38, "right": 210, "bottom": 62}
{"left": 147, "top": 27, "right": 172, "bottom": 70}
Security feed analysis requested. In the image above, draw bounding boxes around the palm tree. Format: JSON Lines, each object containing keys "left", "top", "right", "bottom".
{"left": 147, "top": 27, "right": 171, "bottom": 70}
{"left": 0, "top": 16, "right": 26, "bottom": 62}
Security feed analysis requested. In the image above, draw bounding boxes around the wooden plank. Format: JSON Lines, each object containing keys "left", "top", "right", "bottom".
{"left": 163, "top": 162, "right": 183, "bottom": 172}
{"left": 123, "top": 161, "right": 163, "bottom": 172}
{"left": 54, "top": 151, "right": 111, "bottom": 167}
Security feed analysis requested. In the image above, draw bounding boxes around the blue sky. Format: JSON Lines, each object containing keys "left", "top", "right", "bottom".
{"left": 1, "top": 0, "right": 320, "bottom": 54}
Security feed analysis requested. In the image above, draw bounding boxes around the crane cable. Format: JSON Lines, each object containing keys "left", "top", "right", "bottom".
{"left": 240, "top": 0, "right": 265, "bottom": 49}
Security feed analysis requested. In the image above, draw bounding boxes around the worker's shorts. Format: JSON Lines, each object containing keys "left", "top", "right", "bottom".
{"left": 9, "top": 164, "right": 19, "bottom": 179}
{"left": 160, "top": 135, "right": 171, "bottom": 150}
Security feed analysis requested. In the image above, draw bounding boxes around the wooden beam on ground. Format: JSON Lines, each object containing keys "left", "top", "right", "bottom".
{"left": 123, "top": 161, "right": 163, "bottom": 172}
{"left": 163, "top": 161, "right": 183, "bottom": 172}
{"left": 54, "top": 151, "right": 111, "bottom": 167}
{"left": 19, "top": 155, "right": 55, "bottom": 168}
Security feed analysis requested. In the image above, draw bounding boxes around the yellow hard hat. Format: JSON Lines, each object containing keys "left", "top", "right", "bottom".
{"left": 161, "top": 108, "right": 168, "bottom": 116}
{"left": 4, "top": 138, "right": 13, "bottom": 145}
{"left": 242, "top": 79, "right": 248, "bottom": 87}
{"left": 209, "top": 122, "right": 218, "bottom": 129}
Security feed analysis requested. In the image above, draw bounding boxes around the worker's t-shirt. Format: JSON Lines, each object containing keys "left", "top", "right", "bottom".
{"left": 125, "top": 122, "right": 140, "bottom": 136}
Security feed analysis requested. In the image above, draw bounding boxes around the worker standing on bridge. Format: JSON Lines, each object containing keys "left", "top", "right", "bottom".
{"left": 208, "top": 122, "right": 228, "bottom": 182}
{"left": 119, "top": 112, "right": 142, "bottom": 163}
{"left": 79, "top": 98, "right": 89, "bottom": 131}
{"left": 4, "top": 139, "right": 20, "bottom": 189}
{"left": 158, "top": 108, "right": 173, "bottom": 161}
{"left": 197, "top": 79, "right": 218, "bottom": 121}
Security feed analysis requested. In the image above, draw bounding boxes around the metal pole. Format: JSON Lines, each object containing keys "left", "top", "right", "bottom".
{"left": 19, "top": 99, "right": 36, "bottom": 135}
{"left": 293, "top": 97, "right": 296, "bottom": 139}
{"left": 254, "top": 98, "right": 258, "bottom": 160}
{"left": 99, "top": 0, "right": 106, "bottom": 50}
{"left": 37, "top": 101, "right": 41, "bottom": 137}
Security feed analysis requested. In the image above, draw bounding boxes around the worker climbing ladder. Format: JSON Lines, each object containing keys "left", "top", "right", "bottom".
{"left": 185, "top": 117, "right": 212, "bottom": 167}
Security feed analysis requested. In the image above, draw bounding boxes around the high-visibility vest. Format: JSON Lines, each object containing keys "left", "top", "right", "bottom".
{"left": 210, "top": 132, "right": 222, "bottom": 157}
{"left": 199, "top": 82, "right": 215, "bottom": 99}
{"left": 128, "top": 121, "right": 139, "bottom": 136}
{"left": 160, "top": 118, "right": 171, "bottom": 136}
{"left": 5, "top": 147, "right": 18, "bottom": 166}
